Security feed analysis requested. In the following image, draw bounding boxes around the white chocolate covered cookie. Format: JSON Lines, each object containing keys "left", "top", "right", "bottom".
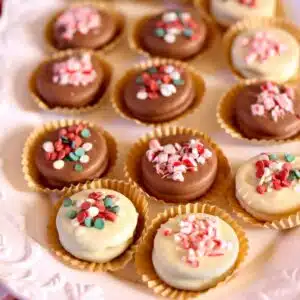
{"left": 231, "top": 28, "right": 300, "bottom": 82}
{"left": 211, "top": 0, "right": 276, "bottom": 27}
{"left": 56, "top": 188, "right": 138, "bottom": 263}
{"left": 152, "top": 213, "right": 239, "bottom": 291}
{"left": 236, "top": 153, "right": 300, "bottom": 221}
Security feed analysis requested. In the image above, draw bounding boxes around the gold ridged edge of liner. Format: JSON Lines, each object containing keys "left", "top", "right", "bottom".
{"left": 44, "top": 0, "right": 126, "bottom": 55}
{"left": 47, "top": 179, "right": 149, "bottom": 272}
{"left": 128, "top": 8, "right": 219, "bottom": 62}
{"left": 29, "top": 50, "right": 113, "bottom": 114}
{"left": 124, "top": 126, "right": 232, "bottom": 205}
{"left": 22, "top": 119, "right": 118, "bottom": 194}
{"left": 216, "top": 78, "right": 300, "bottom": 144}
{"left": 135, "top": 202, "right": 248, "bottom": 299}
{"left": 227, "top": 181, "right": 300, "bottom": 229}
{"left": 223, "top": 17, "right": 300, "bottom": 82}
{"left": 111, "top": 58, "right": 206, "bottom": 127}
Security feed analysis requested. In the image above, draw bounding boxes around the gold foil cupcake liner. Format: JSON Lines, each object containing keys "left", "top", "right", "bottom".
{"left": 135, "top": 202, "right": 248, "bottom": 299}
{"left": 227, "top": 181, "right": 300, "bottom": 230}
{"left": 22, "top": 119, "right": 118, "bottom": 194}
{"left": 223, "top": 17, "right": 300, "bottom": 81}
{"left": 129, "top": 9, "right": 219, "bottom": 61}
{"left": 44, "top": 0, "right": 126, "bottom": 54}
{"left": 124, "top": 126, "right": 231, "bottom": 204}
{"left": 216, "top": 79, "right": 300, "bottom": 144}
{"left": 47, "top": 179, "right": 149, "bottom": 272}
{"left": 29, "top": 49, "right": 113, "bottom": 114}
{"left": 111, "top": 58, "right": 206, "bottom": 127}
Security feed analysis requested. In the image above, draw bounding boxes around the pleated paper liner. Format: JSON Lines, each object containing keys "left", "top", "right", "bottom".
{"left": 223, "top": 17, "right": 300, "bottom": 82}
{"left": 22, "top": 119, "right": 118, "bottom": 194}
{"left": 194, "top": 0, "right": 285, "bottom": 30}
{"left": 227, "top": 181, "right": 300, "bottom": 230}
{"left": 111, "top": 58, "right": 206, "bottom": 127}
{"left": 29, "top": 50, "right": 113, "bottom": 114}
{"left": 135, "top": 203, "right": 248, "bottom": 299}
{"left": 44, "top": 0, "right": 126, "bottom": 54}
{"left": 129, "top": 8, "right": 219, "bottom": 61}
{"left": 47, "top": 179, "right": 149, "bottom": 272}
{"left": 216, "top": 78, "right": 300, "bottom": 144}
{"left": 124, "top": 126, "right": 231, "bottom": 205}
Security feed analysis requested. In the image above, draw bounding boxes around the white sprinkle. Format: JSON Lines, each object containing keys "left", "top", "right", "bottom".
{"left": 80, "top": 155, "right": 90, "bottom": 164}
{"left": 165, "top": 65, "right": 175, "bottom": 74}
{"left": 170, "top": 71, "right": 181, "bottom": 81}
{"left": 87, "top": 206, "right": 99, "bottom": 218}
{"left": 42, "top": 141, "right": 54, "bottom": 153}
{"left": 160, "top": 84, "right": 176, "bottom": 97}
{"left": 203, "top": 149, "right": 212, "bottom": 159}
{"left": 86, "top": 198, "right": 95, "bottom": 204}
{"left": 82, "top": 142, "right": 93, "bottom": 152}
{"left": 53, "top": 160, "right": 65, "bottom": 170}
{"left": 136, "top": 90, "right": 148, "bottom": 100}
{"left": 163, "top": 144, "right": 176, "bottom": 155}
{"left": 180, "top": 12, "right": 191, "bottom": 22}
{"left": 164, "top": 33, "right": 176, "bottom": 44}
{"left": 294, "top": 185, "right": 300, "bottom": 193}
{"left": 167, "top": 27, "right": 181, "bottom": 35}
{"left": 197, "top": 156, "right": 206, "bottom": 165}
{"left": 162, "top": 12, "right": 178, "bottom": 23}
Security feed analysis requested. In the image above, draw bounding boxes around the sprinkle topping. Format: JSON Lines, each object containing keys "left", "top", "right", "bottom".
{"left": 52, "top": 53, "right": 97, "bottom": 87}
{"left": 254, "top": 153, "right": 300, "bottom": 194}
{"left": 64, "top": 192, "right": 119, "bottom": 229}
{"left": 242, "top": 31, "right": 287, "bottom": 64}
{"left": 146, "top": 138, "right": 212, "bottom": 182}
{"left": 42, "top": 123, "right": 93, "bottom": 172}
{"left": 237, "top": 0, "right": 256, "bottom": 7}
{"left": 250, "top": 82, "right": 295, "bottom": 122}
{"left": 55, "top": 6, "right": 101, "bottom": 40}
{"left": 154, "top": 11, "right": 200, "bottom": 44}
{"left": 135, "top": 65, "right": 184, "bottom": 100}
{"left": 162, "top": 215, "right": 232, "bottom": 268}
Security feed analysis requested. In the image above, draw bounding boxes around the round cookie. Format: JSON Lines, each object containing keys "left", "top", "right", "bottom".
{"left": 141, "top": 135, "right": 218, "bottom": 202}
{"left": 152, "top": 213, "right": 239, "bottom": 291}
{"left": 138, "top": 10, "right": 208, "bottom": 60}
{"left": 35, "top": 123, "right": 109, "bottom": 188}
{"left": 35, "top": 52, "right": 104, "bottom": 108}
{"left": 235, "top": 81, "right": 300, "bottom": 140}
{"left": 231, "top": 28, "right": 300, "bottom": 82}
{"left": 211, "top": 0, "right": 276, "bottom": 27}
{"left": 236, "top": 153, "right": 300, "bottom": 221}
{"left": 56, "top": 189, "right": 138, "bottom": 262}
{"left": 52, "top": 5, "right": 118, "bottom": 50}
{"left": 123, "top": 64, "right": 195, "bottom": 123}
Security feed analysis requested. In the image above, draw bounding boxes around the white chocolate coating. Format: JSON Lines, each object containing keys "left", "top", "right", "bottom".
{"left": 152, "top": 213, "right": 239, "bottom": 291}
{"left": 236, "top": 154, "right": 300, "bottom": 221}
{"left": 56, "top": 189, "right": 138, "bottom": 263}
{"left": 211, "top": 0, "right": 276, "bottom": 27}
{"left": 231, "top": 28, "right": 300, "bottom": 82}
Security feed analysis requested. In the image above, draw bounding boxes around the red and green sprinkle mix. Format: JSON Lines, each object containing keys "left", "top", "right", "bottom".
{"left": 64, "top": 191, "right": 120, "bottom": 229}
{"left": 154, "top": 11, "right": 200, "bottom": 44}
{"left": 136, "top": 65, "right": 184, "bottom": 100}
{"left": 255, "top": 153, "right": 300, "bottom": 194}
{"left": 42, "top": 123, "right": 93, "bottom": 172}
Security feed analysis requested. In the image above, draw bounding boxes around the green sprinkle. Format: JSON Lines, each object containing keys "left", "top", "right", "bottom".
{"left": 71, "top": 141, "right": 77, "bottom": 149}
{"left": 284, "top": 153, "right": 295, "bottom": 162}
{"left": 94, "top": 218, "right": 104, "bottom": 229}
{"left": 293, "top": 169, "right": 300, "bottom": 179}
{"left": 155, "top": 28, "right": 165, "bottom": 37}
{"left": 84, "top": 217, "right": 93, "bottom": 227}
{"left": 66, "top": 210, "right": 77, "bottom": 219}
{"left": 288, "top": 171, "right": 296, "bottom": 182}
{"left": 104, "top": 197, "right": 113, "bottom": 208}
{"left": 173, "top": 79, "right": 185, "bottom": 86}
{"left": 268, "top": 154, "right": 277, "bottom": 161}
{"left": 69, "top": 152, "right": 79, "bottom": 161}
{"left": 135, "top": 76, "right": 144, "bottom": 84}
{"left": 81, "top": 128, "right": 91, "bottom": 138}
{"left": 110, "top": 206, "right": 120, "bottom": 214}
{"left": 148, "top": 67, "right": 157, "bottom": 74}
{"left": 183, "top": 28, "right": 193, "bottom": 37}
{"left": 74, "top": 163, "right": 83, "bottom": 172}
{"left": 63, "top": 198, "right": 73, "bottom": 207}
{"left": 75, "top": 147, "right": 85, "bottom": 157}
{"left": 65, "top": 156, "right": 72, "bottom": 161}
{"left": 61, "top": 136, "right": 69, "bottom": 144}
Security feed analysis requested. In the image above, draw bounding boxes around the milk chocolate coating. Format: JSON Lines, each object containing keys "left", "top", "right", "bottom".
{"left": 123, "top": 69, "right": 195, "bottom": 123}
{"left": 141, "top": 135, "right": 218, "bottom": 202}
{"left": 235, "top": 83, "right": 300, "bottom": 139}
{"left": 35, "top": 127, "right": 109, "bottom": 188}
{"left": 138, "top": 11, "right": 208, "bottom": 60}
{"left": 53, "top": 9, "right": 118, "bottom": 50}
{"left": 35, "top": 54, "right": 104, "bottom": 108}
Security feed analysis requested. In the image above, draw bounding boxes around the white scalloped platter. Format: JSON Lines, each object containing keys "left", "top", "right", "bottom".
{"left": 1, "top": 0, "right": 300, "bottom": 299}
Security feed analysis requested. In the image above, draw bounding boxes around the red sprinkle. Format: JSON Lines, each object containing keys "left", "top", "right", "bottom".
{"left": 256, "top": 185, "right": 266, "bottom": 194}
{"left": 81, "top": 201, "right": 91, "bottom": 210}
{"left": 77, "top": 211, "right": 88, "bottom": 223}
{"left": 88, "top": 192, "right": 101, "bottom": 200}
{"left": 104, "top": 211, "right": 117, "bottom": 222}
{"left": 59, "top": 128, "right": 68, "bottom": 136}
{"left": 94, "top": 201, "right": 105, "bottom": 212}
{"left": 57, "top": 150, "right": 66, "bottom": 160}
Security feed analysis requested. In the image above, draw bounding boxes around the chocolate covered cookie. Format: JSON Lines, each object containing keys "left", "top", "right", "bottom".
{"left": 137, "top": 10, "right": 208, "bottom": 60}
{"left": 123, "top": 64, "right": 195, "bottom": 123}
{"left": 141, "top": 135, "right": 218, "bottom": 202}
{"left": 235, "top": 81, "right": 300, "bottom": 139}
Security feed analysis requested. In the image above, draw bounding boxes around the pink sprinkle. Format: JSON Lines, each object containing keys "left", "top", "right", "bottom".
{"left": 163, "top": 228, "right": 173, "bottom": 236}
{"left": 251, "top": 104, "right": 265, "bottom": 116}
{"left": 286, "top": 87, "right": 295, "bottom": 99}
{"left": 149, "top": 139, "right": 162, "bottom": 151}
